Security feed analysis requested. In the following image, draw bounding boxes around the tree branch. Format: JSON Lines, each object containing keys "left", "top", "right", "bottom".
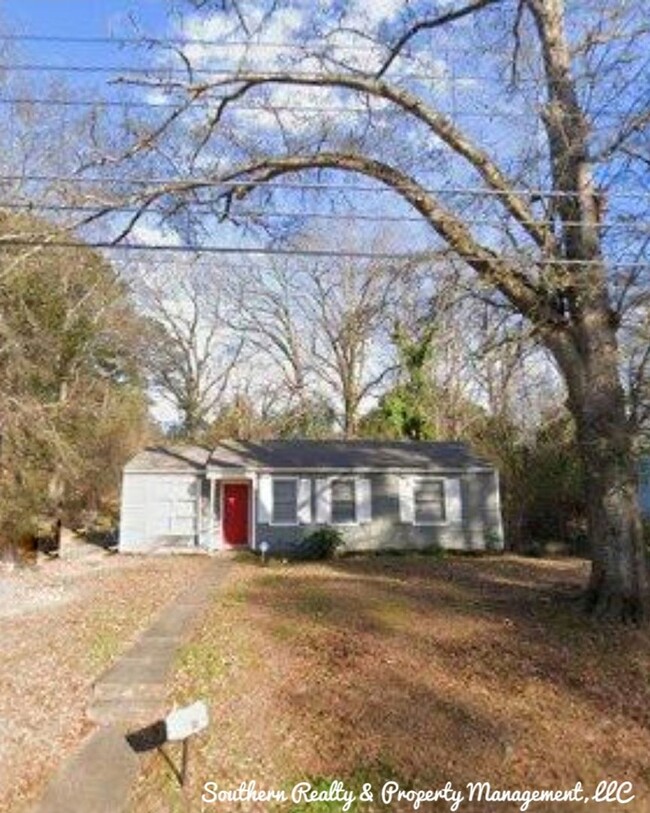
{"left": 120, "top": 70, "right": 552, "bottom": 250}
{"left": 218, "top": 150, "right": 562, "bottom": 327}
{"left": 376, "top": 0, "right": 503, "bottom": 79}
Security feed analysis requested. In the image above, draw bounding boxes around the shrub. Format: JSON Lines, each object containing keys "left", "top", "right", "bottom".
{"left": 484, "top": 528, "right": 502, "bottom": 552}
{"left": 293, "top": 526, "right": 344, "bottom": 561}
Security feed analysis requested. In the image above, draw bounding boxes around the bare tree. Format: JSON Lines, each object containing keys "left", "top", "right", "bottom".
{"left": 303, "top": 257, "right": 398, "bottom": 437}
{"left": 136, "top": 262, "right": 243, "bottom": 436}
{"left": 230, "top": 230, "right": 400, "bottom": 436}
{"left": 0, "top": 213, "right": 148, "bottom": 549}
{"left": 92, "top": 0, "right": 650, "bottom": 619}
{"left": 229, "top": 262, "right": 313, "bottom": 420}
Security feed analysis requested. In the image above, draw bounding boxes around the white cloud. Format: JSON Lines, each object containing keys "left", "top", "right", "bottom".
{"left": 130, "top": 222, "right": 182, "bottom": 247}
{"left": 342, "top": 0, "right": 405, "bottom": 31}
{"left": 178, "top": 5, "right": 307, "bottom": 73}
{"left": 152, "top": 3, "right": 450, "bottom": 140}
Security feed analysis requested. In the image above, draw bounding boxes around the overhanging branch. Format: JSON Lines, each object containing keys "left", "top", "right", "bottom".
{"left": 376, "top": 0, "right": 504, "bottom": 78}
{"left": 117, "top": 69, "right": 552, "bottom": 251}
{"left": 218, "top": 150, "right": 561, "bottom": 327}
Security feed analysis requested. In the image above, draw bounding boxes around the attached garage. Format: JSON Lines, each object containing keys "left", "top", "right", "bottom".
{"left": 119, "top": 446, "right": 210, "bottom": 553}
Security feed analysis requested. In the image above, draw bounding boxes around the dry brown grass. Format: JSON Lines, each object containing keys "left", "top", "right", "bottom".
{"left": 0, "top": 552, "right": 208, "bottom": 813}
{"left": 129, "top": 554, "right": 650, "bottom": 813}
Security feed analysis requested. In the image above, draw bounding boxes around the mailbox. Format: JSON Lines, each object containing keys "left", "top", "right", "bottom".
{"left": 165, "top": 700, "right": 209, "bottom": 742}
{"left": 126, "top": 699, "right": 209, "bottom": 785}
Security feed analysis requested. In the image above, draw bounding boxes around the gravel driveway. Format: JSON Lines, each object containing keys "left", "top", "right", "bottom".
{"left": 0, "top": 538, "right": 209, "bottom": 813}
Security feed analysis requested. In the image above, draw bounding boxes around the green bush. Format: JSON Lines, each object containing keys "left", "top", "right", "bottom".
{"left": 295, "top": 526, "right": 344, "bottom": 561}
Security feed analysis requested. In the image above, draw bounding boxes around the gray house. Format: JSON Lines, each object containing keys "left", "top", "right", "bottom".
{"left": 119, "top": 440, "right": 504, "bottom": 555}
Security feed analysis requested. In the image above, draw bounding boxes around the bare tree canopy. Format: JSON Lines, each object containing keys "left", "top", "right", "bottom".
{"left": 134, "top": 260, "right": 243, "bottom": 436}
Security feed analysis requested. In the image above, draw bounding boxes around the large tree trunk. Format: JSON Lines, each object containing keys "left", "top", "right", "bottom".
{"left": 550, "top": 312, "right": 648, "bottom": 622}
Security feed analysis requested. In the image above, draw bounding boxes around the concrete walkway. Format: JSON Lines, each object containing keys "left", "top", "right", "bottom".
{"left": 32, "top": 558, "right": 230, "bottom": 813}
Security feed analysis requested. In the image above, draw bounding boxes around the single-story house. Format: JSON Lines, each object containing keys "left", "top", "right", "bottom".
{"left": 118, "top": 440, "right": 504, "bottom": 555}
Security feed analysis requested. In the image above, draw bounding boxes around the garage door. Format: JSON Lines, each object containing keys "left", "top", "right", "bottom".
{"left": 120, "top": 473, "right": 199, "bottom": 549}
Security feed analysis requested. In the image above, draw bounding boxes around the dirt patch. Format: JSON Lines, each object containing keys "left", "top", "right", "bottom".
{"left": 129, "top": 554, "right": 650, "bottom": 813}
{"left": 0, "top": 571, "right": 74, "bottom": 618}
{"left": 0, "top": 548, "right": 210, "bottom": 813}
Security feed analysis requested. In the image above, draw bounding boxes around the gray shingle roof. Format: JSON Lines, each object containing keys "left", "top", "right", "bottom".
{"left": 208, "top": 440, "right": 492, "bottom": 471}
{"left": 125, "top": 440, "right": 493, "bottom": 473}
{"left": 124, "top": 445, "right": 211, "bottom": 472}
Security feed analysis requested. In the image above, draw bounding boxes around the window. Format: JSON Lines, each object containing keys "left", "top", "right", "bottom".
{"left": 414, "top": 479, "right": 446, "bottom": 524}
{"left": 272, "top": 478, "right": 298, "bottom": 524}
{"left": 331, "top": 478, "right": 356, "bottom": 524}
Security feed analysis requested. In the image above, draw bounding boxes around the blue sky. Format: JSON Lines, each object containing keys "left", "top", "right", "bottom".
{"left": 0, "top": 0, "right": 643, "bottom": 426}
{"left": 0, "top": 0, "right": 180, "bottom": 117}
{"left": 1, "top": 0, "right": 168, "bottom": 70}
{"left": 2, "top": 0, "right": 166, "bottom": 39}
{"left": 0, "top": 1, "right": 644, "bottom": 271}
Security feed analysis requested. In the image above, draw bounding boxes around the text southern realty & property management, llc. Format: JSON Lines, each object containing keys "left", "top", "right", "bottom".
{"left": 201, "top": 778, "right": 635, "bottom": 810}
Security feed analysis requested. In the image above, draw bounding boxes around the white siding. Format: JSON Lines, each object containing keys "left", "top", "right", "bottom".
{"left": 398, "top": 476, "right": 415, "bottom": 523}
{"left": 298, "top": 478, "right": 312, "bottom": 524}
{"left": 119, "top": 472, "right": 199, "bottom": 552}
{"left": 444, "top": 478, "right": 462, "bottom": 523}
{"left": 356, "top": 477, "right": 372, "bottom": 524}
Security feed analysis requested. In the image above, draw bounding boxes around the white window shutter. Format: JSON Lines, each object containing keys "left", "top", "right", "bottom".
{"left": 298, "top": 478, "right": 312, "bottom": 524}
{"left": 257, "top": 474, "right": 273, "bottom": 523}
{"left": 356, "top": 478, "right": 372, "bottom": 524}
{"left": 399, "top": 476, "right": 415, "bottom": 523}
{"left": 315, "top": 478, "right": 331, "bottom": 524}
{"left": 445, "top": 478, "right": 462, "bottom": 523}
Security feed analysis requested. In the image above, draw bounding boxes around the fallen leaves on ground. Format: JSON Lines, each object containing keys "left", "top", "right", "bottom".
{"left": 0, "top": 550, "right": 208, "bottom": 813}
{"left": 129, "top": 555, "right": 650, "bottom": 813}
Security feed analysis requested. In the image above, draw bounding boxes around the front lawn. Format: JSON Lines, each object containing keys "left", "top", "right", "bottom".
{"left": 129, "top": 555, "right": 650, "bottom": 813}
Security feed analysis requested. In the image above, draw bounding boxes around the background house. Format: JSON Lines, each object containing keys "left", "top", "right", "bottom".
{"left": 119, "top": 440, "right": 504, "bottom": 555}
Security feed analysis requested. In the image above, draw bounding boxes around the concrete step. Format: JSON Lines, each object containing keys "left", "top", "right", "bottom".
{"left": 93, "top": 681, "right": 167, "bottom": 702}
{"left": 88, "top": 698, "right": 166, "bottom": 726}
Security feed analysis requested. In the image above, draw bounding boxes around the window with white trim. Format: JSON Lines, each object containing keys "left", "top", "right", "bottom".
{"left": 272, "top": 478, "right": 298, "bottom": 524}
{"left": 331, "top": 478, "right": 356, "bottom": 524}
{"left": 414, "top": 479, "right": 446, "bottom": 524}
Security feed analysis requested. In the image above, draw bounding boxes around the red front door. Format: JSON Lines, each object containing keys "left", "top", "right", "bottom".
{"left": 223, "top": 483, "right": 249, "bottom": 545}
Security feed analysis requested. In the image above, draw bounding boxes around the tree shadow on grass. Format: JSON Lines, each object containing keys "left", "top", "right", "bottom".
{"left": 241, "top": 555, "right": 650, "bottom": 806}
{"left": 327, "top": 555, "right": 650, "bottom": 720}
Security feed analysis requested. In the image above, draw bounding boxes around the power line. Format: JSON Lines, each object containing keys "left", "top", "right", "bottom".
{"left": 1, "top": 62, "right": 199, "bottom": 77}
{"left": 0, "top": 95, "right": 631, "bottom": 122}
{"left": 0, "top": 237, "right": 454, "bottom": 260}
{"left": 1, "top": 200, "right": 649, "bottom": 231}
{"left": 0, "top": 31, "right": 514, "bottom": 57}
{"left": 0, "top": 95, "right": 389, "bottom": 114}
{"left": 0, "top": 236, "right": 648, "bottom": 267}
{"left": 0, "top": 62, "right": 464, "bottom": 82}
{"left": 109, "top": 257, "right": 650, "bottom": 276}
{"left": 2, "top": 172, "right": 650, "bottom": 201}
{"left": 0, "top": 62, "right": 530, "bottom": 85}
{"left": 0, "top": 32, "right": 390, "bottom": 51}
